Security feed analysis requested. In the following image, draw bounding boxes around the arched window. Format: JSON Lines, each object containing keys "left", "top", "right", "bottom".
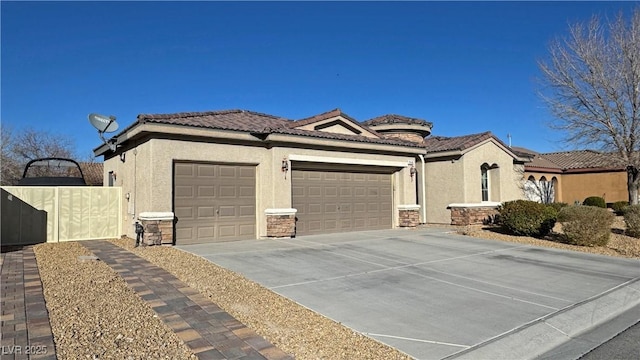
{"left": 481, "top": 164, "right": 490, "bottom": 201}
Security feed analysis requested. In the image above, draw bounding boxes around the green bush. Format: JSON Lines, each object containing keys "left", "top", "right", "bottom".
{"left": 611, "top": 201, "right": 629, "bottom": 216}
{"left": 498, "top": 200, "right": 557, "bottom": 237}
{"left": 623, "top": 205, "right": 640, "bottom": 238}
{"left": 547, "top": 202, "right": 569, "bottom": 212}
{"left": 558, "top": 206, "right": 613, "bottom": 246}
{"left": 583, "top": 196, "right": 606, "bottom": 208}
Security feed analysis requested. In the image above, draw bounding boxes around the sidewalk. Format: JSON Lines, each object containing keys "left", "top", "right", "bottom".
{"left": 0, "top": 246, "right": 56, "bottom": 360}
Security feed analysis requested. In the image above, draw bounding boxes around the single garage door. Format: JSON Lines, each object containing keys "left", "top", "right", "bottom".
{"left": 174, "top": 162, "right": 256, "bottom": 244}
{"left": 292, "top": 168, "right": 393, "bottom": 235}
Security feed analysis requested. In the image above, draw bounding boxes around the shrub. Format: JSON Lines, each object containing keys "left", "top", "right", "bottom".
{"left": 623, "top": 205, "right": 640, "bottom": 238}
{"left": 498, "top": 200, "right": 557, "bottom": 237}
{"left": 583, "top": 196, "right": 606, "bottom": 208}
{"left": 547, "top": 202, "right": 569, "bottom": 212}
{"left": 611, "top": 201, "right": 629, "bottom": 216}
{"left": 558, "top": 206, "right": 613, "bottom": 246}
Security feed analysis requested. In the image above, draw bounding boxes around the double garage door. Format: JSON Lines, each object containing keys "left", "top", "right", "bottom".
{"left": 174, "top": 163, "right": 256, "bottom": 245}
{"left": 173, "top": 162, "right": 394, "bottom": 244}
{"left": 292, "top": 168, "right": 393, "bottom": 236}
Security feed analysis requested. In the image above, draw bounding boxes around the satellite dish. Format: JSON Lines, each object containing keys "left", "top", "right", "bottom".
{"left": 88, "top": 113, "right": 119, "bottom": 151}
{"left": 89, "top": 113, "right": 119, "bottom": 133}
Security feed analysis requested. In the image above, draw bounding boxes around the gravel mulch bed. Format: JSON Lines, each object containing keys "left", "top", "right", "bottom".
{"left": 452, "top": 216, "right": 640, "bottom": 259}
{"left": 110, "top": 238, "right": 412, "bottom": 360}
{"left": 33, "top": 242, "right": 196, "bottom": 360}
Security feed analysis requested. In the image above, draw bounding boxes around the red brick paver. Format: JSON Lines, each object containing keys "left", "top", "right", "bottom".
{"left": 83, "top": 241, "right": 293, "bottom": 360}
{"left": 0, "top": 246, "right": 56, "bottom": 360}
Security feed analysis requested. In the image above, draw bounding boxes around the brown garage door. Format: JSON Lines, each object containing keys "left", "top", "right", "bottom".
{"left": 173, "top": 162, "right": 256, "bottom": 244}
{"left": 292, "top": 168, "right": 392, "bottom": 236}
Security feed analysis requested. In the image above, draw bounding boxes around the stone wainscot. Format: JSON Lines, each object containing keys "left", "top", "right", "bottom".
{"left": 448, "top": 203, "right": 500, "bottom": 226}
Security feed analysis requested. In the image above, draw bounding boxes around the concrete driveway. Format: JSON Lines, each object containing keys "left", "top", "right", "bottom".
{"left": 177, "top": 228, "right": 640, "bottom": 360}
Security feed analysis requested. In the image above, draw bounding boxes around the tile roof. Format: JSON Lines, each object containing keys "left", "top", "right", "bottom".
{"left": 510, "top": 146, "right": 538, "bottom": 158}
{"left": 524, "top": 155, "right": 564, "bottom": 170}
{"left": 79, "top": 162, "right": 103, "bottom": 186}
{"left": 291, "top": 108, "right": 359, "bottom": 128}
{"left": 131, "top": 109, "right": 423, "bottom": 148}
{"left": 363, "top": 114, "right": 433, "bottom": 128}
{"left": 422, "top": 131, "right": 496, "bottom": 153}
{"left": 137, "top": 109, "right": 292, "bottom": 132}
{"left": 536, "top": 150, "right": 626, "bottom": 170}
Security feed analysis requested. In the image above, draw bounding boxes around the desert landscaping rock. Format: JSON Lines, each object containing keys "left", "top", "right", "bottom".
{"left": 33, "top": 242, "right": 195, "bottom": 360}
{"left": 454, "top": 216, "right": 640, "bottom": 259}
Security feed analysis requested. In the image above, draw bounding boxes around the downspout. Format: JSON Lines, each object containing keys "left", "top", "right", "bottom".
{"left": 418, "top": 154, "right": 427, "bottom": 224}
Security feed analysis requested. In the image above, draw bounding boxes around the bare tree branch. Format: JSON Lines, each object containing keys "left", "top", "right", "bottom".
{"left": 0, "top": 126, "right": 78, "bottom": 185}
{"left": 538, "top": 8, "right": 640, "bottom": 203}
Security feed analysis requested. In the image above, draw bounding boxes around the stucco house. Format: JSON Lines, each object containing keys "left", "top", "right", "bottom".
{"left": 518, "top": 149, "right": 628, "bottom": 205}
{"left": 95, "top": 108, "right": 528, "bottom": 245}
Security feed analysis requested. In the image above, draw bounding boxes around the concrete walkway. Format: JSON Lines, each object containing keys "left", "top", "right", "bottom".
{"left": 84, "top": 241, "right": 292, "bottom": 360}
{"left": 178, "top": 228, "right": 640, "bottom": 360}
{"left": 0, "top": 246, "right": 56, "bottom": 360}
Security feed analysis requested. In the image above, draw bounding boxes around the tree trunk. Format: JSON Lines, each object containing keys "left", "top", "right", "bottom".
{"left": 627, "top": 166, "right": 640, "bottom": 205}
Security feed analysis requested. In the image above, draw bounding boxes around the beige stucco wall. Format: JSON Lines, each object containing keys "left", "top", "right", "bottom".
{"left": 105, "top": 135, "right": 419, "bottom": 239}
{"left": 424, "top": 158, "right": 465, "bottom": 224}
{"left": 424, "top": 141, "right": 525, "bottom": 224}
{"left": 461, "top": 142, "right": 524, "bottom": 203}
{"left": 560, "top": 171, "right": 627, "bottom": 204}
{"left": 524, "top": 170, "right": 627, "bottom": 204}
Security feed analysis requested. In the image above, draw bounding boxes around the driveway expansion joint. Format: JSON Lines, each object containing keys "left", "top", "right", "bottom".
{"left": 83, "top": 241, "right": 292, "bottom": 360}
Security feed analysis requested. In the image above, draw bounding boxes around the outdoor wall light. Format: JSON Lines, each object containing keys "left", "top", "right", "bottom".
{"left": 410, "top": 165, "right": 417, "bottom": 181}
{"left": 120, "top": 152, "right": 126, "bottom": 162}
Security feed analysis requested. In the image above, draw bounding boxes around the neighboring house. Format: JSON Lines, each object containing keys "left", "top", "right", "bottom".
{"left": 94, "top": 108, "right": 528, "bottom": 244}
{"left": 517, "top": 148, "right": 628, "bottom": 205}
{"left": 78, "top": 162, "right": 104, "bottom": 186}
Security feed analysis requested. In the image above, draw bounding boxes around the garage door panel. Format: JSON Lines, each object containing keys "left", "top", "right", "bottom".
{"left": 239, "top": 167, "right": 255, "bottom": 178}
{"left": 176, "top": 227, "right": 192, "bottom": 239}
{"left": 308, "top": 204, "right": 322, "bottom": 214}
{"left": 175, "top": 186, "right": 194, "bottom": 198}
{"left": 324, "top": 220, "right": 338, "bottom": 231}
{"left": 174, "top": 163, "right": 256, "bottom": 244}
{"left": 218, "top": 206, "right": 236, "bottom": 217}
{"left": 198, "top": 165, "right": 216, "bottom": 177}
{"left": 174, "top": 207, "right": 193, "bottom": 219}
{"left": 292, "top": 169, "right": 392, "bottom": 236}
{"left": 239, "top": 186, "right": 254, "bottom": 197}
{"left": 198, "top": 226, "right": 215, "bottom": 238}
{"left": 219, "top": 166, "right": 237, "bottom": 177}
{"left": 175, "top": 163, "right": 195, "bottom": 176}
{"left": 292, "top": 186, "right": 305, "bottom": 197}
{"left": 198, "top": 207, "right": 215, "bottom": 218}
{"left": 239, "top": 206, "right": 255, "bottom": 217}
{"left": 198, "top": 186, "right": 215, "bottom": 197}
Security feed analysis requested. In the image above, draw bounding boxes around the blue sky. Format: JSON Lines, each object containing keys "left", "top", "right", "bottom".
{"left": 2, "top": 1, "right": 638, "bottom": 159}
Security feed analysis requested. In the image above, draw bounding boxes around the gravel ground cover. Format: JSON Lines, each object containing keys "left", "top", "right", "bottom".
{"left": 110, "top": 238, "right": 413, "bottom": 360}
{"left": 453, "top": 216, "right": 640, "bottom": 259}
{"left": 33, "top": 242, "right": 195, "bottom": 360}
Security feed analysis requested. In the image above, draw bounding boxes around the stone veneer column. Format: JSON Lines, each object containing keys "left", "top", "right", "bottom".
{"left": 398, "top": 205, "right": 421, "bottom": 227}
{"left": 448, "top": 203, "right": 500, "bottom": 226}
{"left": 139, "top": 212, "right": 175, "bottom": 245}
{"left": 265, "top": 209, "right": 297, "bottom": 238}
